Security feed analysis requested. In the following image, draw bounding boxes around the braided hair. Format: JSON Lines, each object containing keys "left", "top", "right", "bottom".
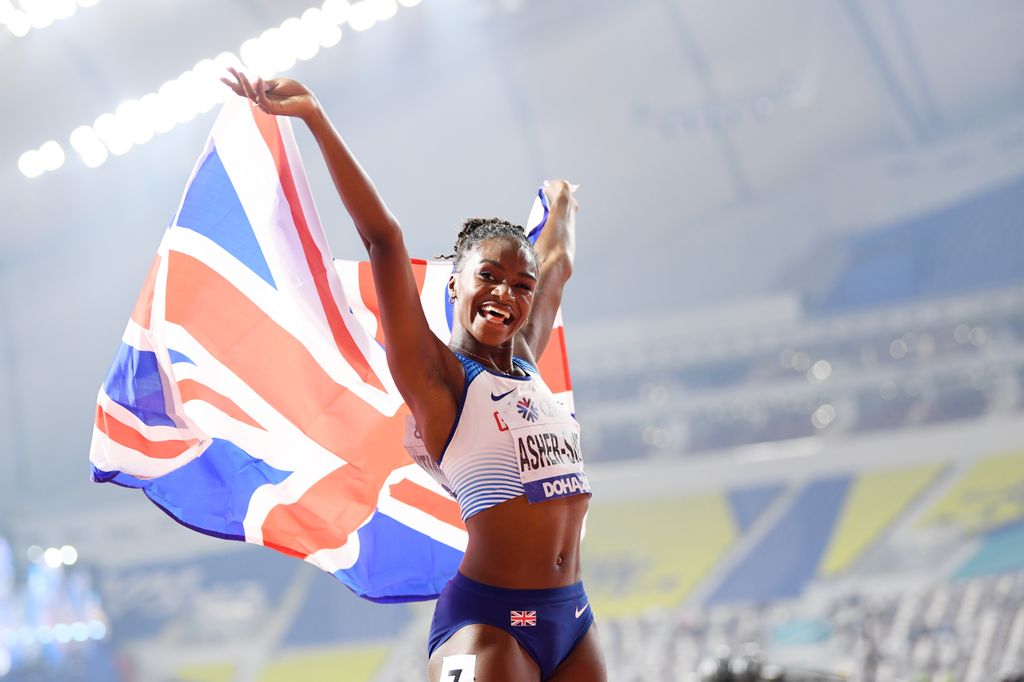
{"left": 442, "top": 217, "right": 538, "bottom": 271}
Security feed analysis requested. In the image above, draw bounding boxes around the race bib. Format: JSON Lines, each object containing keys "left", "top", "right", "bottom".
{"left": 497, "top": 386, "right": 590, "bottom": 504}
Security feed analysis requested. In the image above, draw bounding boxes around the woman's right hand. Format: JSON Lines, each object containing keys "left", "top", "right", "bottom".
{"left": 221, "top": 68, "right": 320, "bottom": 121}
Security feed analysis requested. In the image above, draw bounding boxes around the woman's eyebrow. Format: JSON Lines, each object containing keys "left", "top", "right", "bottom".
{"left": 478, "top": 259, "right": 537, "bottom": 279}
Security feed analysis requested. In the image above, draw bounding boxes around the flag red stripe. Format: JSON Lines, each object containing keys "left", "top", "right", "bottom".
{"left": 536, "top": 326, "right": 572, "bottom": 393}
{"left": 357, "top": 260, "right": 428, "bottom": 347}
{"left": 250, "top": 109, "right": 385, "bottom": 391}
{"left": 95, "top": 405, "right": 196, "bottom": 459}
{"left": 388, "top": 479, "right": 464, "bottom": 529}
{"left": 130, "top": 255, "right": 160, "bottom": 330}
{"left": 177, "top": 379, "right": 263, "bottom": 429}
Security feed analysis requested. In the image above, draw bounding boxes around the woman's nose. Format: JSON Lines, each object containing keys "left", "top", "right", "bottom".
{"left": 494, "top": 282, "right": 514, "bottom": 301}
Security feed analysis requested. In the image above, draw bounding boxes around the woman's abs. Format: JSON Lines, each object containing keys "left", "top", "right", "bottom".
{"left": 458, "top": 493, "right": 590, "bottom": 589}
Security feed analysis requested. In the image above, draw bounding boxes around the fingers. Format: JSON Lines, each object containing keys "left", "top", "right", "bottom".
{"left": 255, "top": 78, "right": 273, "bottom": 114}
{"left": 220, "top": 77, "right": 244, "bottom": 97}
{"left": 238, "top": 71, "right": 258, "bottom": 102}
{"left": 221, "top": 68, "right": 247, "bottom": 98}
{"left": 544, "top": 179, "right": 578, "bottom": 192}
{"left": 542, "top": 179, "right": 580, "bottom": 213}
{"left": 223, "top": 67, "right": 259, "bottom": 104}
{"left": 225, "top": 67, "right": 271, "bottom": 113}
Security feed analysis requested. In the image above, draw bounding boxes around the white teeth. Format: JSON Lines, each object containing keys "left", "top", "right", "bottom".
{"left": 481, "top": 303, "right": 511, "bottom": 320}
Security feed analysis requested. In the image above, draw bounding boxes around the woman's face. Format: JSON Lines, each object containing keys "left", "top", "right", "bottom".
{"left": 450, "top": 238, "right": 538, "bottom": 347}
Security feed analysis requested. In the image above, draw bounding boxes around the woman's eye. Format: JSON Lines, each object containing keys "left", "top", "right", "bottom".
{"left": 479, "top": 271, "right": 494, "bottom": 280}
{"left": 516, "top": 284, "right": 533, "bottom": 292}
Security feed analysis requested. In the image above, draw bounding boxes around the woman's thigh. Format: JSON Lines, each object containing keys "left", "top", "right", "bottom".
{"left": 427, "top": 623, "right": 540, "bottom": 682}
{"left": 547, "top": 624, "right": 607, "bottom": 682}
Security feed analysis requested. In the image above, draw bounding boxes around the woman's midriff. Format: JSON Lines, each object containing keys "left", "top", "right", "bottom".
{"left": 458, "top": 493, "right": 590, "bottom": 589}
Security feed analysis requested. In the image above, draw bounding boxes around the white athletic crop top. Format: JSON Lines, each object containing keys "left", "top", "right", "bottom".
{"left": 403, "top": 354, "right": 591, "bottom": 521}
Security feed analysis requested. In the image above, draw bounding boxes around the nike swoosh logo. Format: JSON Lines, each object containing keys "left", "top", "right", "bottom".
{"left": 575, "top": 603, "right": 589, "bottom": 619}
{"left": 491, "top": 389, "right": 515, "bottom": 401}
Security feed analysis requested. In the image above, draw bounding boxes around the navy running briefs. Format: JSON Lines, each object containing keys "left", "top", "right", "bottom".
{"left": 428, "top": 572, "right": 594, "bottom": 679}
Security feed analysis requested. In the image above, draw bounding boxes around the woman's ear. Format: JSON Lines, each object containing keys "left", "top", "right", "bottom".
{"left": 447, "top": 276, "right": 456, "bottom": 303}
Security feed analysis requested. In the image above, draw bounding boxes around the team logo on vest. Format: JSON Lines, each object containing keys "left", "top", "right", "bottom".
{"left": 516, "top": 397, "right": 538, "bottom": 422}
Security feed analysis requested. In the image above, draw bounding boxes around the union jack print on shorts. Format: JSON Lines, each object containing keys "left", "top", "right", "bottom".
{"left": 510, "top": 610, "right": 537, "bottom": 627}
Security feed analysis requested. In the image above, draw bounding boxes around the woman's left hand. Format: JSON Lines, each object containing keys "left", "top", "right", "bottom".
{"left": 543, "top": 179, "right": 580, "bottom": 213}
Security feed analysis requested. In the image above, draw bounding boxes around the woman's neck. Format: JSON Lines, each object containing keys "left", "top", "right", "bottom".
{"left": 448, "top": 334, "right": 515, "bottom": 375}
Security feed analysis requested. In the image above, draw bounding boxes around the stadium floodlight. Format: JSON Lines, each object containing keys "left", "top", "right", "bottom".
{"left": 69, "top": 622, "right": 89, "bottom": 643}
{"left": 191, "top": 59, "right": 228, "bottom": 114}
{"left": 16, "top": 627, "right": 32, "bottom": 647}
{"left": 34, "top": 625, "right": 53, "bottom": 645}
{"left": 6, "top": 13, "right": 28, "bottom": 36}
{"left": 310, "top": 12, "right": 342, "bottom": 48}
{"left": 260, "top": 27, "right": 297, "bottom": 75}
{"left": 116, "top": 99, "right": 154, "bottom": 146}
{"left": 59, "top": 545, "right": 78, "bottom": 566}
{"left": 42, "top": 547, "right": 63, "bottom": 568}
{"left": 38, "top": 140, "right": 65, "bottom": 171}
{"left": 51, "top": 0, "right": 77, "bottom": 20}
{"left": 372, "top": 0, "right": 399, "bottom": 22}
{"left": 348, "top": 1, "right": 377, "bottom": 31}
{"left": 17, "top": 149, "right": 44, "bottom": 178}
{"left": 93, "top": 112, "right": 132, "bottom": 156}
{"left": 17, "top": 0, "right": 425, "bottom": 177}
{"left": 322, "top": 0, "right": 352, "bottom": 24}
{"left": 69, "top": 125, "right": 108, "bottom": 168}
{"left": 87, "top": 620, "right": 107, "bottom": 640}
{"left": 282, "top": 16, "right": 320, "bottom": 62}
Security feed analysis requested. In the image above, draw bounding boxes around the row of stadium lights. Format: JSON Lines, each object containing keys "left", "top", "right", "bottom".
{"left": 26, "top": 544, "right": 78, "bottom": 567}
{"left": 0, "top": 542, "right": 101, "bottom": 677}
{"left": 0, "top": 0, "right": 101, "bottom": 38}
{"left": 0, "top": 620, "right": 107, "bottom": 649}
{"left": 17, "top": 0, "right": 422, "bottom": 179}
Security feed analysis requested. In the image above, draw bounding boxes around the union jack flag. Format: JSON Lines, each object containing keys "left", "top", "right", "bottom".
{"left": 89, "top": 98, "right": 574, "bottom": 602}
{"left": 510, "top": 610, "right": 537, "bottom": 627}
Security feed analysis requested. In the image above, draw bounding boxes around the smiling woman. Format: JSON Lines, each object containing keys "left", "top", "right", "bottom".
{"left": 223, "top": 70, "right": 605, "bottom": 681}
{"left": 444, "top": 220, "right": 540, "bottom": 365}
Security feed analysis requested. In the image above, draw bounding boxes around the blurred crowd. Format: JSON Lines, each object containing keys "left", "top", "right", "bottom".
{"left": 575, "top": 295, "right": 1023, "bottom": 462}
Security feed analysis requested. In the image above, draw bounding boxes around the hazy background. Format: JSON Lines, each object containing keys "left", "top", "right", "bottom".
{"left": 1, "top": 0, "right": 1024, "bottom": 680}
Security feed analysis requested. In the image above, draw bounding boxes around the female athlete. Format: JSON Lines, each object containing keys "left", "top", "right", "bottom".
{"left": 223, "top": 70, "right": 606, "bottom": 681}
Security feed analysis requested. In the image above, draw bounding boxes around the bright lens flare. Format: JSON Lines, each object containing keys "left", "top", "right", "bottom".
{"left": 17, "top": 0, "right": 422, "bottom": 175}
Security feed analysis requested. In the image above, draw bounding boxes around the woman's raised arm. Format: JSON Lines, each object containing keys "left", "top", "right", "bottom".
{"left": 223, "top": 71, "right": 462, "bottom": 426}
{"left": 224, "top": 70, "right": 400, "bottom": 251}
{"left": 515, "top": 180, "right": 578, "bottom": 362}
